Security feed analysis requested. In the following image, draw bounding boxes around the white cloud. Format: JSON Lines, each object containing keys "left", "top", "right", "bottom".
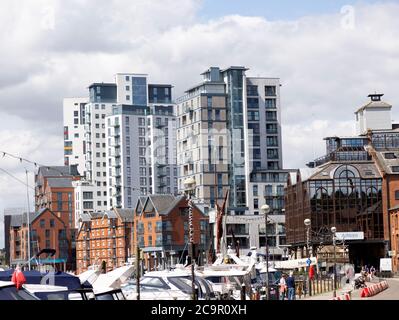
{"left": 1, "top": 1, "right": 399, "bottom": 246}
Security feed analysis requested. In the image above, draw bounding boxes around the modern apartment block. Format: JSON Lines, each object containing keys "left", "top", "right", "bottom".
{"left": 176, "top": 67, "right": 283, "bottom": 213}
{"left": 84, "top": 83, "right": 117, "bottom": 213}
{"left": 106, "top": 74, "right": 177, "bottom": 209}
{"left": 63, "top": 98, "right": 88, "bottom": 176}
{"left": 67, "top": 73, "right": 177, "bottom": 228}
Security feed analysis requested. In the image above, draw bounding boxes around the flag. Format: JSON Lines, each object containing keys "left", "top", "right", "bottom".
{"left": 11, "top": 269, "right": 26, "bottom": 290}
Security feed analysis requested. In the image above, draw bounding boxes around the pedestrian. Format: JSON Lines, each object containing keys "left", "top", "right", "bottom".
{"left": 286, "top": 272, "right": 296, "bottom": 300}
{"left": 279, "top": 274, "right": 287, "bottom": 300}
{"left": 370, "top": 266, "right": 376, "bottom": 281}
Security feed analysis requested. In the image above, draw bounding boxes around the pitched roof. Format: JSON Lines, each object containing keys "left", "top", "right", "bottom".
{"left": 46, "top": 178, "right": 73, "bottom": 188}
{"left": 115, "top": 208, "right": 134, "bottom": 222}
{"left": 355, "top": 100, "right": 392, "bottom": 114}
{"left": 143, "top": 195, "right": 179, "bottom": 215}
{"left": 38, "top": 166, "right": 71, "bottom": 177}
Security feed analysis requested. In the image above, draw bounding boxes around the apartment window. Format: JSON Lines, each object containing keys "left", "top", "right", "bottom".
{"left": 74, "top": 118, "right": 79, "bottom": 125}
{"left": 207, "top": 97, "right": 212, "bottom": 108}
{"left": 40, "top": 219, "right": 45, "bottom": 228}
{"left": 395, "top": 190, "right": 399, "bottom": 200}
{"left": 266, "top": 111, "right": 277, "bottom": 121}
{"left": 254, "top": 198, "right": 259, "bottom": 209}
{"left": 126, "top": 86, "right": 130, "bottom": 91}
{"left": 50, "top": 219, "right": 55, "bottom": 228}
{"left": 46, "top": 240, "right": 51, "bottom": 248}
{"left": 125, "top": 76, "right": 130, "bottom": 81}
{"left": 215, "top": 109, "right": 221, "bottom": 121}
{"left": 267, "top": 149, "right": 279, "bottom": 159}
{"left": 57, "top": 193, "right": 63, "bottom": 211}
{"left": 265, "top": 99, "right": 276, "bottom": 109}
{"left": 253, "top": 185, "right": 258, "bottom": 197}
{"left": 139, "top": 128, "right": 145, "bottom": 136}
{"left": 126, "top": 136, "right": 130, "bottom": 145}
{"left": 247, "top": 85, "right": 258, "bottom": 96}
{"left": 45, "top": 230, "right": 50, "bottom": 238}
{"left": 83, "top": 192, "right": 93, "bottom": 200}
{"left": 139, "top": 118, "right": 145, "bottom": 126}
{"left": 265, "top": 86, "right": 276, "bottom": 96}
{"left": 126, "top": 95, "right": 130, "bottom": 101}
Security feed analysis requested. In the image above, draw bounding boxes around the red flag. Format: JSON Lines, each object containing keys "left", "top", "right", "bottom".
{"left": 309, "top": 265, "right": 315, "bottom": 280}
{"left": 11, "top": 269, "right": 26, "bottom": 290}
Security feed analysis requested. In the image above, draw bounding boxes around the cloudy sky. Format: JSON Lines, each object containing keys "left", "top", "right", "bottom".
{"left": 1, "top": 0, "right": 399, "bottom": 247}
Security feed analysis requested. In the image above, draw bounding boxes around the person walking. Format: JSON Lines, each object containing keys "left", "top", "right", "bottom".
{"left": 286, "top": 272, "right": 296, "bottom": 300}
{"left": 279, "top": 274, "right": 287, "bottom": 300}
{"left": 370, "top": 266, "right": 376, "bottom": 281}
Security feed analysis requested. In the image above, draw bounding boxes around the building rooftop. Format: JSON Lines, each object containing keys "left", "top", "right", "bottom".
{"left": 290, "top": 161, "right": 381, "bottom": 185}
{"left": 371, "top": 148, "right": 399, "bottom": 175}
{"left": 355, "top": 93, "right": 392, "bottom": 114}
{"left": 46, "top": 178, "right": 73, "bottom": 188}
{"left": 38, "top": 166, "right": 71, "bottom": 177}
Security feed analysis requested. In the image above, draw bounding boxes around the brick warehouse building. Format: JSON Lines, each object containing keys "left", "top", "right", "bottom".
{"left": 9, "top": 209, "right": 70, "bottom": 270}
{"left": 35, "top": 166, "right": 81, "bottom": 270}
{"left": 369, "top": 138, "right": 399, "bottom": 272}
{"left": 133, "top": 195, "right": 209, "bottom": 271}
{"left": 75, "top": 208, "right": 133, "bottom": 274}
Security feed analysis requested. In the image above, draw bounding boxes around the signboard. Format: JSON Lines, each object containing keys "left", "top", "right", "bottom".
{"left": 380, "top": 258, "right": 392, "bottom": 272}
{"left": 388, "top": 251, "right": 396, "bottom": 257}
{"left": 335, "top": 232, "right": 364, "bottom": 240}
{"left": 274, "top": 257, "right": 317, "bottom": 269}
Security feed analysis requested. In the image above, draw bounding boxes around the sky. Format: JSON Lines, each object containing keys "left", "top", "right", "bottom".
{"left": 1, "top": 0, "right": 399, "bottom": 248}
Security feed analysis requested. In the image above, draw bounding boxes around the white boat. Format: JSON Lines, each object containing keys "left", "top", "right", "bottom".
{"left": 92, "top": 265, "right": 134, "bottom": 294}
{"left": 0, "top": 281, "right": 39, "bottom": 300}
{"left": 122, "top": 269, "right": 216, "bottom": 300}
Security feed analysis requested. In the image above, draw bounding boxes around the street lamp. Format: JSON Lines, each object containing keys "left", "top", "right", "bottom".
{"left": 304, "top": 218, "right": 311, "bottom": 297}
{"left": 261, "top": 204, "right": 271, "bottom": 300}
{"left": 331, "top": 226, "right": 337, "bottom": 298}
{"left": 184, "top": 177, "right": 197, "bottom": 300}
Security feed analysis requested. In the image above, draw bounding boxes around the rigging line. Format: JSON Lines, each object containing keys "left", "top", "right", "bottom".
{"left": 0, "top": 150, "right": 67, "bottom": 176}
{"left": 0, "top": 167, "right": 35, "bottom": 190}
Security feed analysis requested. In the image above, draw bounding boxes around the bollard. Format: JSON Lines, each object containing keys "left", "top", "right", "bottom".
{"left": 241, "top": 283, "right": 246, "bottom": 301}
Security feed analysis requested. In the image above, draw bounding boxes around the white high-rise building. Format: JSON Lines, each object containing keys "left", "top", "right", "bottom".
{"left": 106, "top": 74, "right": 177, "bottom": 209}
{"left": 63, "top": 97, "right": 88, "bottom": 176}
{"left": 68, "top": 73, "right": 178, "bottom": 226}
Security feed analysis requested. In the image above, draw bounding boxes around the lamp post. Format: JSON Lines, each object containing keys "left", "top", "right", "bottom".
{"left": 331, "top": 226, "right": 337, "bottom": 298}
{"left": 184, "top": 177, "right": 197, "bottom": 300}
{"left": 261, "top": 204, "right": 271, "bottom": 300}
{"left": 304, "top": 219, "right": 311, "bottom": 297}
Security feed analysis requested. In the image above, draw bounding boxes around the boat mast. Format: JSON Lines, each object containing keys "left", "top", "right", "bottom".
{"left": 25, "top": 169, "right": 31, "bottom": 271}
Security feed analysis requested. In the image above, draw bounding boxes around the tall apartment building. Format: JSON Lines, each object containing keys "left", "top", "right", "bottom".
{"left": 67, "top": 73, "right": 177, "bottom": 226}
{"left": 176, "top": 67, "right": 283, "bottom": 213}
{"left": 176, "top": 66, "right": 286, "bottom": 257}
{"left": 63, "top": 98, "right": 88, "bottom": 176}
{"left": 106, "top": 74, "right": 177, "bottom": 209}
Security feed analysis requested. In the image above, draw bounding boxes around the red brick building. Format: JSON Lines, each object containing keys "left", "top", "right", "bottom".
{"left": 9, "top": 209, "right": 71, "bottom": 270}
{"left": 370, "top": 146, "right": 399, "bottom": 272}
{"left": 133, "top": 195, "right": 209, "bottom": 271}
{"left": 35, "top": 166, "right": 81, "bottom": 270}
{"left": 75, "top": 208, "right": 134, "bottom": 274}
